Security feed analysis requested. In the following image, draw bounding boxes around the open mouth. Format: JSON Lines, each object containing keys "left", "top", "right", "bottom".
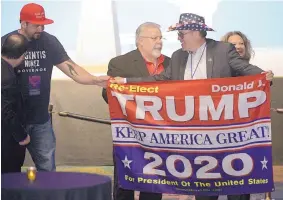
{"left": 237, "top": 50, "right": 244, "bottom": 55}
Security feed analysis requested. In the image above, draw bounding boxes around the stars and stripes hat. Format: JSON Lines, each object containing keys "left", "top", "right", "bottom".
{"left": 168, "top": 13, "right": 214, "bottom": 32}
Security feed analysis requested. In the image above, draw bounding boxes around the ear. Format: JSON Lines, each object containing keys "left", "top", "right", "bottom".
{"left": 138, "top": 37, "right": 144, "bottom": 46}
{"left": 20, "top": 21, "right": 28, "bottom": 29}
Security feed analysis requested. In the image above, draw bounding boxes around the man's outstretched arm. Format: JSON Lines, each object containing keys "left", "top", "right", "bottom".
{"left": 56, "top": 59, "right": 109, "bottom": 87}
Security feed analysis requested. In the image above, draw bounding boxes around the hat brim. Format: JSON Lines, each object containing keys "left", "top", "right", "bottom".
{"left": 25, "top": 18, "right": 54, "bottom": 25}
{"left": 168, "top": 23, "right": 214, "bottom": 32}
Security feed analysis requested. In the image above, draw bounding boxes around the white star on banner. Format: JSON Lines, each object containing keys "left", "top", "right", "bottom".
{"left": 261, "top": 156, "right": 268, "bottom": 170}
{"left": 122, "top": 156, "right": 133, "bottom": 169}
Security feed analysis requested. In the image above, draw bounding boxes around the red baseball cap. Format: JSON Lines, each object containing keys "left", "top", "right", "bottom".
{"left": 20, "top": 3, "right": 54, "bottom": 25}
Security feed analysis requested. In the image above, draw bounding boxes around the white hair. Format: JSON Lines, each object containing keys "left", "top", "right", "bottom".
{"left": 135, "top": 22, "right": 161, "bottom": 47}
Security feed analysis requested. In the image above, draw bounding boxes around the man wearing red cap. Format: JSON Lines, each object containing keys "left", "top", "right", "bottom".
{"left": 1, "top": 3, "right": 109, "bottom": 172}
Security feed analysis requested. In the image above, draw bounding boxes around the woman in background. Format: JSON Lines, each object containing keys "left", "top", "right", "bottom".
{"left": 221, "top": 31, "right": 254, "bottom": 62}
{"left": 221, "top": 31, "right": 272, "bottom": 200}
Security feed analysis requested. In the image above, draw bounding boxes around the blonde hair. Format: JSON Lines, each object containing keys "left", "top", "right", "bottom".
{"left": 221, "top": 31, "right": 254, "bottom": 61}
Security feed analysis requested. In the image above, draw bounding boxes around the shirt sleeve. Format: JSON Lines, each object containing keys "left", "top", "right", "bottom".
{"left": 49, "top": 36, "right": 70, "bottom": 65}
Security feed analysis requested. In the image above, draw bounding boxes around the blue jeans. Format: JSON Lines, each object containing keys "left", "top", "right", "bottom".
{"left": 26, "top": 118, "right": 56, "bottom": 171}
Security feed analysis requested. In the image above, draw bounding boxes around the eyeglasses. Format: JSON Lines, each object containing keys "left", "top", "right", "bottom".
{"left": 177, "top": 31, "right": 190, "bottom": 39}
{"left": 140, "top": 36, "right": 165, "bottom": 42}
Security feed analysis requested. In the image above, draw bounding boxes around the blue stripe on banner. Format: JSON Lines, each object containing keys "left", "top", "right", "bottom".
{"left": 111, "top": 117, "right": 271, "bottom": 127}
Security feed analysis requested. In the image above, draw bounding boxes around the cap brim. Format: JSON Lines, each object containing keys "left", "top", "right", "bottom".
{"left": 25, "top": 18, "right": 54, "bottom": 25}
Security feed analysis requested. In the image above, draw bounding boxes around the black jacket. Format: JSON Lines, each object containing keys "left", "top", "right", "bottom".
{"left": 1, "top": 58, "right": 27, "bottom": 143}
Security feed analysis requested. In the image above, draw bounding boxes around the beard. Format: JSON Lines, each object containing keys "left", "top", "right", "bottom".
{"left": 31, "top": 33, "right": 41, "bottom": 40}
{"left": 152, "top": 48, "right": 162, "bottom": 58}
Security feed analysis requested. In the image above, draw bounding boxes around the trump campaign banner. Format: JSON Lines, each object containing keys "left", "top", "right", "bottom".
{"left": 107, "top": 74, "right": 274, "bottom": 196}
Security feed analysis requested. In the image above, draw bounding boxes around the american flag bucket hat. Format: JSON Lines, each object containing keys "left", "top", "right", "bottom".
{"left": 168, "top": 13, "right": 214, "bottom": 32}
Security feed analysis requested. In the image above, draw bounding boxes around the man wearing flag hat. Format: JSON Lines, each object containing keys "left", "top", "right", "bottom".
{"left": 112, "top": 13, "right": 274, "bottom": 200}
